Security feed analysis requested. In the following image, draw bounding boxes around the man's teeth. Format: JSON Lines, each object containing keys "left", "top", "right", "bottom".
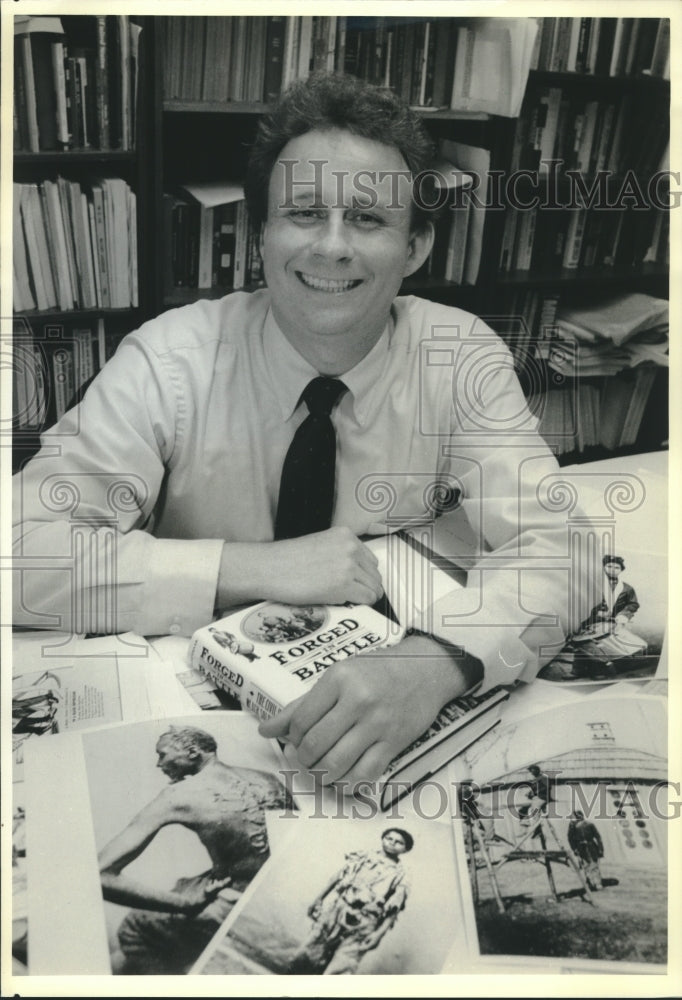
{"left": 298, "top": 273, "right": 360, "bottom": 292}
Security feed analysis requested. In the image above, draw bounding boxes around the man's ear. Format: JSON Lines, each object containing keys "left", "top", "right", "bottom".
{"left": 403, "top": 222, "right": 435, "bottom": 278}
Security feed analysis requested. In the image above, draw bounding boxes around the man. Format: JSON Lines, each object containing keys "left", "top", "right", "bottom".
{"left": 518, "top": 763, "right": 556, "bottom": 829}
{"left": 98, "top": 724, "right": 293, "bottom": 974}
{"left": 567, "top": 810, "right": 604, "bottom": 890}
{"left": 13, "top": 72, "right": 596, "bottom": 785}
{"left": 580, "top": 555, "right": 640, "bottom": 631}
{"left": 289, "top": 827, "right": 412, "bottom": 975}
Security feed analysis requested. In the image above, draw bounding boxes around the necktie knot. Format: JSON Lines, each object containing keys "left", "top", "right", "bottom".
{"left": 302, "top": 376, "right": 348, "bottom": 418}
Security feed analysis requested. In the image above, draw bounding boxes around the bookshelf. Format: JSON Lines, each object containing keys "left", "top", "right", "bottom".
{"left": 13, "top": 14, "right": 670, "bottom": 472}
{"left": 12, "top": 14, "right": 154, "bottom": 472}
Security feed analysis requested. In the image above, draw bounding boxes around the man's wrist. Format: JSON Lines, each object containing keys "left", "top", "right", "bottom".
{"left": 216, "top": 541, "right": 273, "bottom": 610}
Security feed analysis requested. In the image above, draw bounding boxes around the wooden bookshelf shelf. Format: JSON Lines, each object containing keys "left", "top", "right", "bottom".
{"left": 164, "top": 98, "right": 490, "bottom": 121}
{"left": 14, "top": 150, "right": 138, "bottom": 165}
{"left": 528, "top": 68, "right": 670, "bottom": 91}
{"left": 14, "top": 307, "right": 143, "bottom": 322}
{"left": 498, "top": 263, "right": 669, "bottom": 290}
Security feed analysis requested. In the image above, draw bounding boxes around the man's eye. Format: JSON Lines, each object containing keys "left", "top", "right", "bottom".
{"left": 349, "top": 211, "right": 381, "bottom": 227}
{"left": 289, "top": 209, "right": 323, "bottom": 222}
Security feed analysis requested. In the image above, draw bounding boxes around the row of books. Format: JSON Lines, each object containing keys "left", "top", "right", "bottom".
{"left": 13, "top": 14, "right": 141, "bottom": 153}
{"left": 511, "top": 86, "right": 670, "bottom": 178}
{"left": 532, "top": 17, "right": 670, "bottom": 79}
{"left": 490, "top": 290, "right": 560, "bottom": 374}
{"left": 162, "top": 185, "right": 263, "bottom": 295}
{"left": 13, "top": 177, "right": 138, "bottom": 313}
{"left": 529, "top": 366, "right": 659, "bottom": 454}
{"left": 161, "top": 15, "right": 535, "bottom": 116}
{"left": 498, "top": 204, "right": 668, "bottom": 276}
{"left": 12, "top": 317, "right": 112, "bottom": 430}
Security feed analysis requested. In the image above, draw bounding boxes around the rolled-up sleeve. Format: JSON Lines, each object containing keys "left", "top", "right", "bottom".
{"left": 422, "top": 336, "right": 601, "bottom": 692}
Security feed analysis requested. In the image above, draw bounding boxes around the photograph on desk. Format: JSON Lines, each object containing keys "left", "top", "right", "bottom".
{"left": 537, "top": 452, "right": 667, "bottom": 687}
{"left": 22, "top": 713, "right": 298, "bottom": 976}
{"left": 449, "top": 692, "right": 668, "bottom": 971}
{"left": 191, "top": 814, "right": 464, "bottom": 975}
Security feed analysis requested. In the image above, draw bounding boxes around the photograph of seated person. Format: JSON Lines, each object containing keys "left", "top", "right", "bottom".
{"left": 12, "top": 72, "right": 596, "bottom": 788}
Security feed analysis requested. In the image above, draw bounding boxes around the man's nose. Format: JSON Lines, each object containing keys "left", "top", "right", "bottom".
{"left": 311, "top": 212, "right": 354, "bottom": 261}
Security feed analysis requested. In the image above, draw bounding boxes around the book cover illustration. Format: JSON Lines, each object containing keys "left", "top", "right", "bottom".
{"left": 188, "top": 599, "right": 405, "bottom": 721}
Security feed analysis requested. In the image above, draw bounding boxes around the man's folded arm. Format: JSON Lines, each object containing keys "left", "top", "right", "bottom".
{"left": 12, "top": 335, "right": 224, "bottom": 636}
{"left": 413, "top": 349, "right": 600, "bottom": 693}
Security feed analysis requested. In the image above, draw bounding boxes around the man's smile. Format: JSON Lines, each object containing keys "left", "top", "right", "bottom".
{"left": 295, "top": 271, "right": 364, "bottom": 293}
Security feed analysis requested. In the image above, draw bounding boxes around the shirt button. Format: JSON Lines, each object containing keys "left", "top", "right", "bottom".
{"left": 169, "top": 624, "right": 181, "bottom": 635}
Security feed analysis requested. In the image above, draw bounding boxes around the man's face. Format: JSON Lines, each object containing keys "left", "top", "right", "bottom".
{"left": 155, "top": 736, "right": 198, "bottom": 782}
{"left": 260, "top": 128, "right": 432, "bottom": 361}
{"left": 382, "top": 830, "right": 408, "bottom": 858}
{"left": 604, "top": 561, "right": 622, "bottom": 581}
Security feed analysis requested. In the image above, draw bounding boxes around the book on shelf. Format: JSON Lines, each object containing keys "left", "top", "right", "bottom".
{"left": 165, "top": 184, "right": 263, "bottom": 296}
{"left": 438, "top": 140, "right": 489, "bottom": 286}
{"left": 161, "top": 14, "right": 537, "bottom": 113}
{"left": 533, "top": 15, "right": 669, "bottom": 78}
{"left": 13, "top": 14, "right": 140, "bottom": 152}
{"left": 14, "top": 176, "right": 138, "bottom": 313}
{"left": 12, "top": 316, "right": 115, "bottom": 434}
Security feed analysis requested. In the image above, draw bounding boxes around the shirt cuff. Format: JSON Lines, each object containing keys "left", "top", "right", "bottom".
{"left": 143, "top": 538, "right": 225, "bottom": 637}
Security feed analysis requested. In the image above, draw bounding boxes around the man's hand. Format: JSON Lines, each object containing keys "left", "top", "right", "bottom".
{"left": 259, "top": 633, "right": 483, "bottom": 788}
{"left": 176, "top": 874, "right": 234, "bottom": 917}
{"left": 217, "top": 527, "right": 383, "bottom": 609}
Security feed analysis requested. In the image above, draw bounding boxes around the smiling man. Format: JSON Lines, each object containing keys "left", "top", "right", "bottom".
{"left": 13, "top": 72, "right": 596, "bottom": 787}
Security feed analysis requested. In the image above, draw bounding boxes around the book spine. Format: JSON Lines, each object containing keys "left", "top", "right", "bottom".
{"left": 52, "top": 345, "right": 75, "bottom": 421}
{"left": 91, "top": 185, "right": 111, "bottom": 307}
{"left": 57, "top": 178, "right": 83, "bottom": 306}
{"left": 562, "top": 208, "right": 588, "bottom": 268}
{"left": 19, "top": 35, "right": 40, "bottom": 152}
{"left": 215, "top": 203, "right": 236, "bottom": 287}
{"left": 19, "top": 185, "right": 50, "bottom": 310}
{"left": 233, "top": 201, "right": 248, "bottom": 290}
{"left": 35, "top": 345, "right": 48, "bottom": 426}
{"left": 263, "top": 16, "right": 286, "bottom": 102}
{"left": 51, "top": 40, "right": 70, "bottom": 147}
{"left": 95, "top": 15, "right": 110, "bottom": 147}
{"left": 128, "top": 187, "right": 138, "bottom": 308}
{"left": 31, "top": 33, "right": 59, "bottom": 150}
{"left": 73, "top": 327, "right": 95, "bottom": 394}
{"left": 188, "top": 635, "right": 250, "bottom": 705}
{"left": 197, "top": 205, "right": 214, "bottom": 289}
{"left": 514, "top": 207, "right": 538, "bottom": 271}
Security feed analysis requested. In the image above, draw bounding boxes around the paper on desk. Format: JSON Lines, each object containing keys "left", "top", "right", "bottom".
{"left": 10, "top": 630, "right": 192, "bottom": 970}
{"left": 24, "top": 712, "right": 294, "bottom": 975}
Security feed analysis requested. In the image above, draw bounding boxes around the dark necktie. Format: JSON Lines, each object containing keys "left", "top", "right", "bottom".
{"left": 274, "top": 376, "right": 348, "bottom": 540}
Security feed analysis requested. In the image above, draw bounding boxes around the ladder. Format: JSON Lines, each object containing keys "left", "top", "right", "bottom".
{"left": 464, "top": 806, "right": 595, "bottom": 915}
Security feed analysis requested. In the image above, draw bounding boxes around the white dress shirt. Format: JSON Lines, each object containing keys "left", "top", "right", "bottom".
{"left": 13, "top": 289, "right": 598, "bottom": 690}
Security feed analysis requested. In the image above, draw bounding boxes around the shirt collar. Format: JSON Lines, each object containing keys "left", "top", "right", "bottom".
{"left": 263, "top": 306, "right": 393, "bottom": 426}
